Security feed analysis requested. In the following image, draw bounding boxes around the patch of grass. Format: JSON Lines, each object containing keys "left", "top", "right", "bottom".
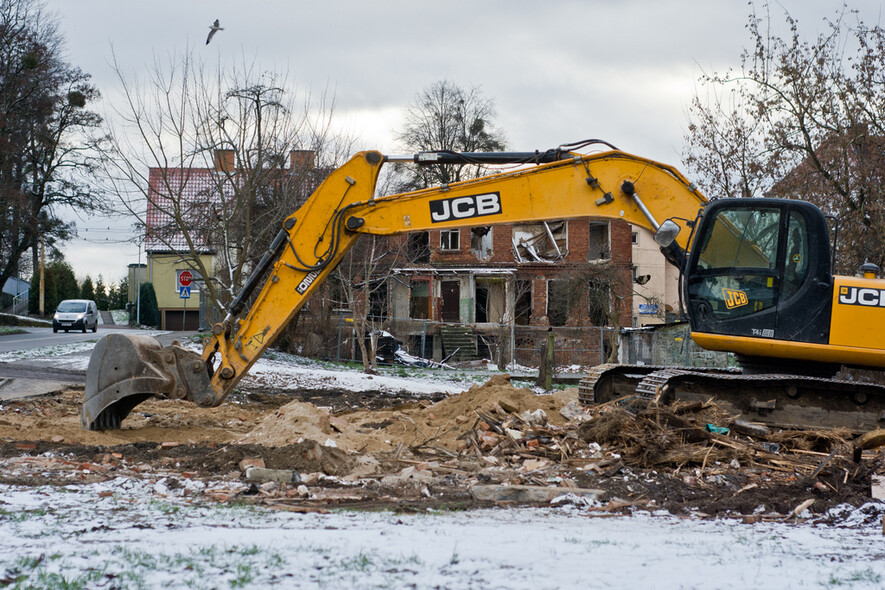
{"left": 237, "top": 545, "right": 262, "bottom": 557}
{"left": 4, "top": 544, "right": 289, "bottom": 590}
{"left": 340, "top": 552, "right": 373, "bottom": 572}
{"left": 448, "top": 546, "right": 459, "bottom": 565}
{"left": 0, "top": 507, "right": 48, "bottom": 523}
{"left": 0, "top": 327, "right": 26, "bottom": 336}
{"left": 145, "top": 499, "right": 181, "bottom": 515}
{"left": 0, "top": 554, "right": 110, "bottom": 590}
{"left": 827, "top": 567, "right": 883, "bottom": 586}
{"left": 0, "top": 313, "right": 48, "bottom": 328}
{"left": 113, "top": 546, "right": 160, "bottom": 570}
{"left": 229, "top": 563, "right": 256, "bottom": 588}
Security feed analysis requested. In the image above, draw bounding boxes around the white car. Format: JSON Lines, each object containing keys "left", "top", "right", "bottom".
{"left": 52, "top": 299, "right": 98, "bottom": 333}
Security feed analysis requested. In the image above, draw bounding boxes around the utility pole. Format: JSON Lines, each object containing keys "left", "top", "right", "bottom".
{"left": 39, "top": 235, "right": 45, "bottom": 315}
{"left": 136, "top": 241, "right": 141, "bottom": 325}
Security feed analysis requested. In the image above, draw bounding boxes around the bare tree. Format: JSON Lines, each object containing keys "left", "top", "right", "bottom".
{"left": 552, "top": 264, "right": 630, "bottom": 363}
{"left": 393, "top": 80, "right": 506, "bottom": 191}
{"left": 98, "top": 50, "right": 356, "bottom": 314}
{"left": 683, "top": 3, "right": 885, "bottom": 272}
{"left": 0, "top": 0, "right": 104, "bottom": 292}
{"left": 331, "top": 234, "right": 403, "bottom": 373}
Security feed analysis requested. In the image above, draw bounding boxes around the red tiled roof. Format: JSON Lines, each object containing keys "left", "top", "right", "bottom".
{"left": 144, "top": 159, "right": 330, "bottom": 254}
{"left": 145, "top": 167, "right": 224, "bottom": 252}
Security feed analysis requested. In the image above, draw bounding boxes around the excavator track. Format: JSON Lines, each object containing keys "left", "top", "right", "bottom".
{"left": 577, "top": 364, "right": 740, "bottom": 405}
{"left": 579, "top": 365, "right": 885, "bottom": 432}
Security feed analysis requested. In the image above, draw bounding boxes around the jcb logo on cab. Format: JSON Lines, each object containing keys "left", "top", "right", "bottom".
{"left": 722, "top": 288, "right": 748, "bottom": 309}
{"left": 839, "top": 286, "right": 885, "bottom": 307}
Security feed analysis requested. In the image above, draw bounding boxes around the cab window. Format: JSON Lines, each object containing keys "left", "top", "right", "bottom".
{"left": 696, "top": 208, "right": 781, "bottom": 271}
{"left": 781, "top": 211, "right": 809, "bottom": 299}
{"left": 689, "top": 207, "right": 782, "bottom": 320}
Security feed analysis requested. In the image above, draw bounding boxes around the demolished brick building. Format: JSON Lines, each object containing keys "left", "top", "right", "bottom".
{"left": 374, "top": 217, "right": 635, "bottom": 366}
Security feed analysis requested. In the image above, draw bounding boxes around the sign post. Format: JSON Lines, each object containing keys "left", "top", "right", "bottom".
{"left": 177, "top": 270, "right": 194, "bottom": 331}
{"left": 178, "top": 270, "right": 193, "bottom": 288}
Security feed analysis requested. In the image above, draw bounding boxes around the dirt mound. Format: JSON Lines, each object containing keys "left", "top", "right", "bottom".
{"left": 421, "top": 374, "right": 569, "bottom": 427}
{"left": 0, "top": 388, "right": 266, "bottom": 447}
{"left": 239, "top": 375, "right": 575, "bottom": 453}
{"left": 238, "top": 401, "right": 353, "bottom": 447}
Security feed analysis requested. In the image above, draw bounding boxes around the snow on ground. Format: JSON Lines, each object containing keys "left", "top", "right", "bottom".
{"left": 243, "top": 351, "right": 496, "bottom": 396}
{"left": 5, "top": 334, "right": 883, "bottom": 588}
{"left": 1, "top": 481, "right": 884, "bottom": 590}
{"left": 0, "top": 341, "right": 97, "bottom": 365}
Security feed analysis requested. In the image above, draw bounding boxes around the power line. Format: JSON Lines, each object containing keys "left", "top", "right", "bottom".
{"left": 76, "top": 225, "right": 141, "bottom": 245}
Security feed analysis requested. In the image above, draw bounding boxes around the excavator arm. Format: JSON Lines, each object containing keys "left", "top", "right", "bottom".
{"left": 82, "top": 146, "right": 708, "bottom": 430}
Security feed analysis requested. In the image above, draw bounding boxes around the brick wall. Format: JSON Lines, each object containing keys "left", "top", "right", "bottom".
{"left": 387, "top": 217, "right": 634, "bottom": 328}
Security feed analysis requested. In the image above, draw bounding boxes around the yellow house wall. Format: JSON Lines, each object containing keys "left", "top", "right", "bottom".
{"left": 631, "top": 225, "right": 680, "bottom": 326}
{"left": 147, "top": 253, "right": 212, "bottom": 310}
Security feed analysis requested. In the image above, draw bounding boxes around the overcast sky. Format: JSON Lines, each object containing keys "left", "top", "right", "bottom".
{"left": 42, "top": 0, "right": 884, "bottom": 283}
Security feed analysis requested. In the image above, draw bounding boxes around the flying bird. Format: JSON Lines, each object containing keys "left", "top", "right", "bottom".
{"left": 206, "top": 19, "right": 223, "bottom": 45}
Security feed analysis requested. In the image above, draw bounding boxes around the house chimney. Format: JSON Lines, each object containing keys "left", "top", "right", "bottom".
{"left": 289, "top": 149, "right": 316, "bottom": 171}
{"left": 213, "top": 149, "right": 235, "bottom": 173}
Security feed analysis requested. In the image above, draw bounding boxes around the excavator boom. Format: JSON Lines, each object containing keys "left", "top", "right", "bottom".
{"left": 82, "top": 146, "right": 707, "bottom": 429}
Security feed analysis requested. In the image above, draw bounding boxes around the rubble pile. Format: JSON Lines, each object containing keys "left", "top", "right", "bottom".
{"left": 1, "top": 376, "right": 883, "bottom": 522}
{"left": 576, "top": 399, "right": 856, "bottom": 474}
{"left": 226, "top": 374, "right": 884, "bottom": 518}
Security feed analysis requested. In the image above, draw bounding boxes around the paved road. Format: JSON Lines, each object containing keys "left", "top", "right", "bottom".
{"left": 0, "top": 326, "right": 199, "bottom": 396}
{"left": 0, "top": 325, "right": 138, "bottom": 354}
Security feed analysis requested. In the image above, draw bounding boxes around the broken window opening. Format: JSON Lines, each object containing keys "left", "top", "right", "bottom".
{"left": 547, "top": 280, "right": 570, "bottom": 326}
{"left": 588, "top": 221, "right": 611, "bottom": 261}
{"left": 407, "top": 232, "right": 430, "bottom": 263}
{"left": 475, "top": 278, "right": 506, "bottom": 323}
{"left": 514, "top": 280, "right": 532, "bottom": 325}
{"left": 475, "top": 287, "right": 489, "bottom": 323}
{"left": 588, "top": 278, "right": 612, "bottom": 326}
{"left": 409, "top": 280, "right": 431, "bottom": 319}
{"left": 368, "top": 284, "right": 388, "bottom": 322}
{"left": 471, "top": 227, "right": 493, "bottom": 260}
{"left": 512, "top": 221, "right": 567, "bottom": 262}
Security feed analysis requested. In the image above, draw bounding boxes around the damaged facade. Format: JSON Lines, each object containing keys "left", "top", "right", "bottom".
{"left": 375, "top": 217, "right": 636, "bottom": 366}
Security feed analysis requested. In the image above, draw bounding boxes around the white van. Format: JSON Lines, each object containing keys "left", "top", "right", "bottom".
{"left": 52, "top": 299, "right": 98, "bottom": 333}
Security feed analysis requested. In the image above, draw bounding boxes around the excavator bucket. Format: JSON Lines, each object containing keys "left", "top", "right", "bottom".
{"left": 82, "top": 333, "right": 212, "bottom": 431}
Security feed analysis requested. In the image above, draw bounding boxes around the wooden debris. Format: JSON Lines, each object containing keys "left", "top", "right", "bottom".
{"left": 784, "top": 498, "right": 815, "bottom": 520}
{"left": 854, "top": 429, "right": 885, "bottom": 461}
{"left": 810, "top": 448, "right": 839, "bottom": 479}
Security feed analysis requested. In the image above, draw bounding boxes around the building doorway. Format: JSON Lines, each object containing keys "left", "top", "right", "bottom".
{"left": 440, "top": 281, "right": 460, "bottom": 322}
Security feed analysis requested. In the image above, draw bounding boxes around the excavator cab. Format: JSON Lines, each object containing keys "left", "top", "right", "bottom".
{"left": 684, "top": 198, "right": 834, "bottom": 349}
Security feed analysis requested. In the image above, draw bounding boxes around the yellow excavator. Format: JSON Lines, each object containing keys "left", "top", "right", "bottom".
{"left": 82, "top": 141, "right": 885, "bottom": 432}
